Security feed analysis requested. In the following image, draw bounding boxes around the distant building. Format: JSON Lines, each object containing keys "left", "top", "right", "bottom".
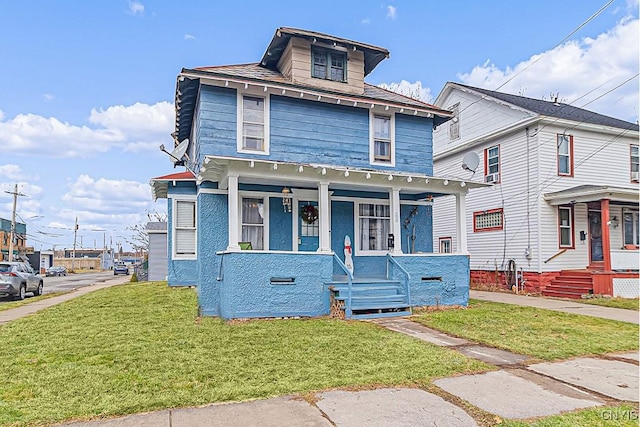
{"left": 0, "top": 217, "right": 26, "bottom": 261}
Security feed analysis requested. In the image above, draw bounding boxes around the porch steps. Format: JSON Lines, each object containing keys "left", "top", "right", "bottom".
{"left": 542, "top": 270, "right": 594, "bottom": 299}
{"left": 328, "top": 279, "right": 411, "bottom": 319}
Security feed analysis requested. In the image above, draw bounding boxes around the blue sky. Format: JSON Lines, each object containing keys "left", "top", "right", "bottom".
{"left": 0, "top": 0, "right": 638, "bottom": 252}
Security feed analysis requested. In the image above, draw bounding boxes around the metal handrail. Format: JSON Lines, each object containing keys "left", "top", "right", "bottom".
{"left": 386, "top": 254, "right": 412, "bottom": 311}
{"left": 333, "top": 254, "right": 354, "bottom": 319}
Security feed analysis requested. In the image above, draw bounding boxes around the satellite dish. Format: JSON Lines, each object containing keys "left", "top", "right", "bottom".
{"left": 170, "top": 139, "right": 189, "bottom": 163}
{"left": 462, "top": 152, "right": 479, "bottom": 173}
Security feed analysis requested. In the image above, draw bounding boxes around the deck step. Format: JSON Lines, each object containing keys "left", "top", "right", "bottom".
{"left": 328, "top": 278, "right": 411, "bottom": 319}
{"left": 352, "top": 310, "right": 412, "bottom": 319}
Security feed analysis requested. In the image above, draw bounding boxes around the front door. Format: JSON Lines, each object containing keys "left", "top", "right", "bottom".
{"left": 588, "top": 209, "right": 603, "bottom": 264}
{"left": 298, "top": 201, "right": 319, "bottom": 252}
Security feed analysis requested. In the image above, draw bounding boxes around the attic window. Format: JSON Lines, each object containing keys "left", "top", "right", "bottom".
{"left": 311, "top": 47, "right": 346, "bottom": 82}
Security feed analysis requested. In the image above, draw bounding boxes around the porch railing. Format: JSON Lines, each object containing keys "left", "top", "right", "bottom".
{"left": 386, "top": 254, "right": 412, "bottom": 312}
{"left": 333, "top": 254, "right": 354, "bottom": 319}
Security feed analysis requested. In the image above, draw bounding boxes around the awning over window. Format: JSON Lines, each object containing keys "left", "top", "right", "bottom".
{"left": 544, "top": 185, "right": 639, "bottom": 206}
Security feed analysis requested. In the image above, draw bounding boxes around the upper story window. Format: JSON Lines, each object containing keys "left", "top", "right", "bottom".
{"left": 358, "top": 203, "right": 390, "bottom": 254}
{"left": 237, "top": 94, "right": 269, "bottom": 154}
{"left": 311, "top": 47, "right": 346, "bottom": 82}
{"left": 484, "top": 145, "right": 500, "bottom": 183}
{"left": 173, "top": 198, "right": 197, "bottom": 258}
{"left": 473, "top": 208, "right": 503, "bottom": 232}
{"left": 558, "top": 205, "right": 574, "bottom": 248}
{"left": 449, "top": 103, "right": 460, "bottom": 141}
{"left": 557, "top": 134, "right": 574, "bottom": 176}
{"left": 370, "top": 113, "right": 395, "bottom": 165}
{"left": 439, "top": 237, "right": 452, "bottom": 253}
{"left": 631, "top": 144, "right": 639, "bottom": 182}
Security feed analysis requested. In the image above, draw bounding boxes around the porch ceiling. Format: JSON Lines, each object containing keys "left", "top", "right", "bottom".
{"left": 544, "top": 185, "right": 640, "bottom": 206}
{"left": 198, "top": 155, "right": 489, "bottom": 196}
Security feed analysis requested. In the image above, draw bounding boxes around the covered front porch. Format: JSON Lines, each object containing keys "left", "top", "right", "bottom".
{"left": 197, "top": 156, "right": 486, "bottom": 319}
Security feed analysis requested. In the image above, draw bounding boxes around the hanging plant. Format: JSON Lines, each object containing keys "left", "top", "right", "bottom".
{"left": 300, "top": 204, "right": 319, "bottom": 223}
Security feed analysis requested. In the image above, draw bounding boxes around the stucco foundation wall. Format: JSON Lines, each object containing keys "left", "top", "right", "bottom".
{"left": 197, "top": 193, "right": 229, "bottom": 316}
{"left": 393, "top": 254, "right": 470, "bottom": 307}
{"left": 214, "top": 252, "right": 333, "bottom": 319}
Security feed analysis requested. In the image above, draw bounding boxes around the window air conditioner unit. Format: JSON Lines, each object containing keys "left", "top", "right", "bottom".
{"left": 632, "top": 171, "right": 639, "bottom": 181}
{"left": 485, "top": 173, "right": 499, "bottom": 183}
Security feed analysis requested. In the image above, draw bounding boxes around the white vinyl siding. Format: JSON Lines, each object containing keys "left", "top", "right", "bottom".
{"left": 237, "top": 93, "right": 270, "bottom": 154}
{"left": 369, "top": 112, "right": 395, "bottom": 166}
{"left": 173, "top": 199, "right": 196, "bottom": 258}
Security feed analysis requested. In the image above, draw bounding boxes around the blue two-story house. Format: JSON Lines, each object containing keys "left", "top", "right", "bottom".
{"left": 151, "top": 27, "right": 486, "bottom": 320}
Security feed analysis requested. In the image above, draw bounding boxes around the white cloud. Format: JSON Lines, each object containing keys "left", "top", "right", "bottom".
{"left": 184, "top": 34, "right": 195, "bottom": 40}
{"left": 0, "top": 164, "right": 35, "bottom": 181}
{"left": 386, "top": 5, "right": 397, "bottom": 20}
{"left": 458, "top": 17, "right": 639, "bottom": 122}
{"left": 0, "top": 182, "right": 44, "bottom": 221}
{"left": 378, "top": 80, "right": 433, "bottom": 104}
{"left": 62, "top": 174, "right": 152, "bottom": 214}
{"left": 0, "top": 101, "right": 173, "bottom": 157}
{"left": 127, "top": 1, "right": 144, "bottom": 16}
{"left": 43, "top": 93, "right": 54, "bottom": 102}
{"left": 361, "top": 18, "right": 371, "bottom": 24}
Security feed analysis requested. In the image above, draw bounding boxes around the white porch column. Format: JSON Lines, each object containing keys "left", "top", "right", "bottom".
{"left": 227, "top": 173, "right": 240, "bottom": 250}
{"left": 456, "top": 192, "right": 468, "bottom": 253}
{"left": 318, "top": 181, "right": 331, "bottom": 253}
{"left": 390, "top": 187, "right": 402, "bottom": 254}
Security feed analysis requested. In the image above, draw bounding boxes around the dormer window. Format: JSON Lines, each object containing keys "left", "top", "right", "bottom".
{"left": 311, "top": 47, "right": 346, "bottom": 82}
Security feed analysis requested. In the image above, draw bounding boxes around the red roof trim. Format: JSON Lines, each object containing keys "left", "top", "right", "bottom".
{"left": 151, "top": 171, "right": 195, "bottom": 181}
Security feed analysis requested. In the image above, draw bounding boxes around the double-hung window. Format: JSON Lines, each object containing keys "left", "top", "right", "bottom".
{"left": 174, "top": 199, "right": 196, "bottom": 257}
{"left": 558, "top": 205, "right": 574, "bottom": 248}
{"left": 238, "top": 94, "right": 269, "bottom": 154}
{"left": 484, "top": 145, "right": 500, "bottom": 182}
{"left": 311, "top": 47, "right": 346, "bottom": 82}
{"left": 623, "top": 209, "right": 639, "bottom": 247}
{"left": 439, "top": 237, "right": 452, "bottom": 253}
{"left": 358, "top": 203, "right": 390, "bottom": 253}
{"left": 242, "top": 198, "right": 265, "bottom": 250}
{"left": 631, "top": 144, "right": 639, "bottom": 182}
{"left": 557, "top": 134, "right": 573, "bottom": 176}
{"left": 370, "top": 113, "right": 395, "bottom": 165}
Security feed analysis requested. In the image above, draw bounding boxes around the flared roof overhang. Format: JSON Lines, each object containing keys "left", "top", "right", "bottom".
{"left": 149, "top": 171, "right": 195, "bottom": 200}
{"left": 544, "top": 185, "right": 639, "bottom": 206}
{"left": 198, "top": 155, "right": 489, "bottom": 196}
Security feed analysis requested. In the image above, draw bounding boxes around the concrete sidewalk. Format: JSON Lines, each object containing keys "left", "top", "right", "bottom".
{"left": 471, "top": 290, "right": 639, "bottom": 324}
{"left": 0, "top": 276, "right": 129, "bottom": 325}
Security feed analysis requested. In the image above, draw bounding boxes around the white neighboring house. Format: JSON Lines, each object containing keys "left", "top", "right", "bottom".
{"left": 432, "top": 82, "right": 639, "bottom": 298}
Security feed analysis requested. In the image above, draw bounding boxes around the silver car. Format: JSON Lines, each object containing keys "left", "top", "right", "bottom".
{"left": 0, "top": 262, "right": 44, "bottom": 300}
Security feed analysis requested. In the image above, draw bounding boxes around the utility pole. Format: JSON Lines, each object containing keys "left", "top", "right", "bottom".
{"left": 5, "top": 184, "right": 26, "bottom": 262}
{"left": 72, "top": 217, "right": 78, "bottom": 271}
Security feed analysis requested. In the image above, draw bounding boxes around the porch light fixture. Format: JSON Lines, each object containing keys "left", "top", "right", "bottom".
{"left": 281, "top": 187, "right": 292, "bottom": 213}
{"left": 610, "top": 216, "right": 619, "bottom": 228}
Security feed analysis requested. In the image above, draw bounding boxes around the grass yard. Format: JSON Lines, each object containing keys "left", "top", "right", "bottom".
{"left": 413, "top": 300, "right": 639, "bottom": 360}
{"left": 0, "top": 282, "right": 488, "bottom": 426}
{"left": 580, "top": 297, "right": 639, "bottom": 311}
{"left": 0, "top": 292, "right": 67, "bottom": 313}
{"left": 500, "top": 405, "right": 639, "bottom": 427}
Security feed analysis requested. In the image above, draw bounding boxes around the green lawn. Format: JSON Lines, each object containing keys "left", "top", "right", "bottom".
{"left": 413, "top": 300, "right": 639, "bottom": 360}
{"left": 580, "top": 297, "right": 639, "bottom": 311}
{"left": 501, "top": 405, "right": 639, "bottom": 427}
{"left": 0, "top": 282, "right": 488, "bottom": 426}
{"left": 0, "top": 292, "right": 67, "bottom": 312}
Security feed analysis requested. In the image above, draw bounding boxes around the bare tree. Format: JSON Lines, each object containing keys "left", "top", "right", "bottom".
{"left": 125, "top": 211, "right": 167, "bottom": 254}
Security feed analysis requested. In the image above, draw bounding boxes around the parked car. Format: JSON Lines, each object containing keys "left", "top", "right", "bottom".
{"left": 114, "top": 263, "right": 129, "bottom": 275}
{"left": 0, "top": 262, "right": 44, "bottom": 300}
{"left": 46, "top": 266, "right": 67, "bottom": 277}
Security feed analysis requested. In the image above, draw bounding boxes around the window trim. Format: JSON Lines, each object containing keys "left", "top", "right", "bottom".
{"left": 558, "top": 205, "right": 575, "bottom": 249}
{"left": 439, "top": 237, "right": 452, "bottom": 254}
{"left": 236, "top": 92, "right": 270, "bottom": 155}
{"left": 355, "top": 200, "right": 391, "bottom": 256}
{"left": 369, "top": 111, "right": 395, "bottom": 166}
{"left": 311, "top": 46, "right": 347, "bottom": 82}
{"left": 473, "top": 208, "right": 504, "bottom": 232}
{"left": 484, "top": 145, "right": 501, "bottom": 183}
{"left": 622, "top": 208, "right": 639, "bottom": 248}
{"left": 631, "top": 144, "right": 639, "bottom": 183}
{"left": 171, "top": 196, "right": 197, "bottom": 260}
{"left": 557, "top": 134, "right": 574, "bottom": 177}
{"left": 240, "top": 195, "right": 269, "bottom": 251}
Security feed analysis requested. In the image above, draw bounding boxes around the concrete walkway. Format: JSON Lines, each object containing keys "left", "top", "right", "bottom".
{"left": 471, "top": 290, "right": 639, "bottom": 324}
{"left": 0, "top": 275, "right": 129, "bottom": 325}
